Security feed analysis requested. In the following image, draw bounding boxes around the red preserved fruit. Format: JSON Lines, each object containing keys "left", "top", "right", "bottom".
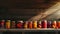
{"left": 28, "top": 21, "right": 33, "bottom": 29}
{"left": 38, "top": 21, "right": 42, "bottom": 28}
{"left": 42, "top": 20, "right": 47, "bottom": 28}
{"left": 57, "top": 21, "right": 60, "bottom": 28}
{"left": 52, "top": 21, "right": 57, "bottom": 29}
{"left": 0, "top": 20, "right": 5, "bottom": 28}
{"left": 17, "top": 21, "right": 23, "bottom": 29}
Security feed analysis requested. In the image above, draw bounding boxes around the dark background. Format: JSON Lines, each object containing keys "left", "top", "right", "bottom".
{"left": 0, "top": 0, "right": 58, "bottom": 21}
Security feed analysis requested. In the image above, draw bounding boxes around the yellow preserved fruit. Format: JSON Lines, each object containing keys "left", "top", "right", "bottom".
{"left": 6, "top": 20, "right": 10, "bottom": 29}
{"left": 24, "top": 21, "right": 28, "bottom": 29}
{"left": 33, "top": 21, "right": 37, "bottom": 29}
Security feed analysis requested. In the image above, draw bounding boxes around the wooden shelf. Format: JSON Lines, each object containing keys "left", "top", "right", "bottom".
{"left": 0, "top": 28, "right": 60, "bottom": 32}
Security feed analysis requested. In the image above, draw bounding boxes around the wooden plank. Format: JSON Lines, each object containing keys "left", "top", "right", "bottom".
{"left": 0, "top": 28, "right": 60, "bottom": 32}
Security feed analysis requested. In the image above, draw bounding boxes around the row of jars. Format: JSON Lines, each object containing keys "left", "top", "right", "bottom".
{"left": 0, "top": 20, "right": 60, "bottom": 29}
